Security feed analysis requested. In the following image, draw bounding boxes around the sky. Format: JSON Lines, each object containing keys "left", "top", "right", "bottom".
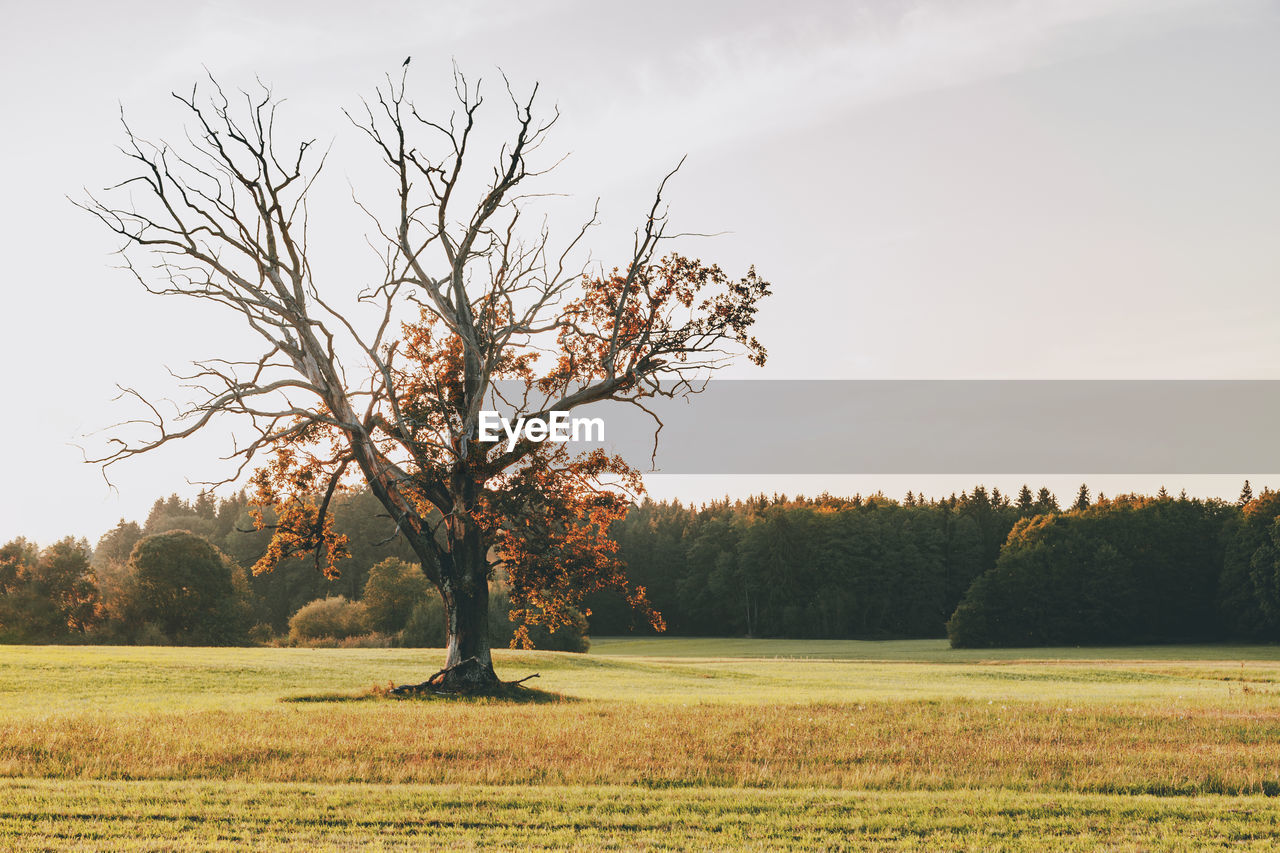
{"left": 1, "top": 0, "right": 1278, "bottom": 544}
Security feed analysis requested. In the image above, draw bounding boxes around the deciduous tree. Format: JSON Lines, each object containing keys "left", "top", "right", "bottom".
{"left": 82, "top": 68, "right": 769, "bottom": 690}
{"left": 362, "top": 557, "right": 431, "bottom": 634}
{"left": 124, "top": 531, "right": 248, "bottom": 645}
{"left": 0, "top": 538, "right": 100, "bottom": 642}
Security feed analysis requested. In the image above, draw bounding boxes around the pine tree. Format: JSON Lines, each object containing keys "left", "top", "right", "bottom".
{"left": 1017, "top": 484, "right": 1034, "bottom": 515}
{"left": 1034, "top": 487, "right": 1059, "bottom": 513}
{"left": 1240, "top": 480, "right": 1254, "bottom": 506}
{"left": 1072, "top": 483, "right": 1091, "bottom": 511}
{"left": 1157, "top": 486, "right": 1170, "bottom": 500}
{"left": 193, "top": 489, "right": 218, "bottom": 520}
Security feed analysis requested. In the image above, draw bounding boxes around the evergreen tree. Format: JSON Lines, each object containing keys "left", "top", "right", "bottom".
{"left": 1016, "top": 485, "right": 1034, "bottom": 515}
{"left": 1033, "top": 488, "right": 1059, "bottom": 514}
{"left": 1240, "top": 480, "right": 1254, "bottom": 505}
{"left": 93, "top": 520, "right": 142, "bottom": 569}
{"left": 1072, "top": 484, "right": 1091, "bottom": 511}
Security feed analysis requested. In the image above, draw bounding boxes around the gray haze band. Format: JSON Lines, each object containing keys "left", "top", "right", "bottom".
{"left": 489, "top": 380, "right": 1273, "bottom": 474}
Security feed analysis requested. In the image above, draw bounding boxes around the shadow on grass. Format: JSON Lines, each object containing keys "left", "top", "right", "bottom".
{"left": 281, "top": 684, "right": 574, "bottom": 705}
{"left": 280, "top": 692, "right": 381, "bottom": 704}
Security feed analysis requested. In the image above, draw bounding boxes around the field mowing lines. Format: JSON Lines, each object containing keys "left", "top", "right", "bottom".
{"left": 4, "top": 780, "right": 1280, "bottom": 851}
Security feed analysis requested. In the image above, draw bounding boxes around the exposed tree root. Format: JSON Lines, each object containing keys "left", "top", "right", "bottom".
{"left": 389, "top": 657, "right": 540, "bottom": 698}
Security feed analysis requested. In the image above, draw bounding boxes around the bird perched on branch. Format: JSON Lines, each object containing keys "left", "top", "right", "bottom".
{"left": 403, "top": 56, "right": 411, "bottom": 67}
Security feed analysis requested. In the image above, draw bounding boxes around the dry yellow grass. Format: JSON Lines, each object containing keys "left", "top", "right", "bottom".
{"left": 2, "top": 696, "right": 1280, "bottom": 794}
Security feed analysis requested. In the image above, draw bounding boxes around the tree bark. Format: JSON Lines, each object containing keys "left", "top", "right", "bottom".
{"left": 436, "top": 541, "right": 499, "bottom": 690}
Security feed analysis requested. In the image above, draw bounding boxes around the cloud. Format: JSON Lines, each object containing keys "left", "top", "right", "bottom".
{"left": 565, "top": 0, "right": 1218, "bottom": 169}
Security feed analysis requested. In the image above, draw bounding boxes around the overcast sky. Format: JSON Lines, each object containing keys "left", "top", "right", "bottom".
{"left": 2, "top": 0, "right": 1279, "bottom": 544}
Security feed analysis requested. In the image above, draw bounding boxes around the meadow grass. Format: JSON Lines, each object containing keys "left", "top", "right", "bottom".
{"left": 4, "top": 640, "right": 1280, "bottom": 712}
{"left": 2, "top": 639, "right": 1280, "bottom": 849}
{"left": 591, "top": 636, "right": 1280, "bottom": 662}
{"left": 4, "top": 779, "right": 1280, "bottom": 851}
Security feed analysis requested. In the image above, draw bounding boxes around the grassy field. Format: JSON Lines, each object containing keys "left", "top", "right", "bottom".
{"left": 2, "top": 638, "right": 1280, "bottom": 849}
{"left": 590, "top": 636, "right": 1280, "bottom": 662}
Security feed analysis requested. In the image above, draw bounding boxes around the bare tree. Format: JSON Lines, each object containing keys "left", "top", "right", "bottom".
{"left": 81, "top": 68, "right": 769, "bottom": 691}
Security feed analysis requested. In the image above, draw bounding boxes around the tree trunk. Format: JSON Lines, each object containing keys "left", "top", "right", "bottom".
{"left": 435, "top": 543, "right": 499, "bottom": 691}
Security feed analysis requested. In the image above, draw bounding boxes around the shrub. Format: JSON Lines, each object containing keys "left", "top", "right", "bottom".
{"left": 295, "top": 631, "right": 393, "bottom": 649}
{"left": 133, "top": 623, "right": 170, "bottom": 646}
{"left": 246, "top": 622, "right": 277, "bottom": 646}
{"left": 288, "top": 596, "right": 370, "bottom": 643}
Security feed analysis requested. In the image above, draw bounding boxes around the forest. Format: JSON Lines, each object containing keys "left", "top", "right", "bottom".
{"left": 2, "top": 481, "right": 1277, "bottom": 649}
{"left": 591, "top": 483, "right": 1280, "bottom": 646}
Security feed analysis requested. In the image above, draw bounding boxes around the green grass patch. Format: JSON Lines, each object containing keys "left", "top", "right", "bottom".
{"left": 4, "top": 642, "right": 1280, "bottom": 712}
{"left": 590, "top": 636, "right": 1280, "bottom": 662}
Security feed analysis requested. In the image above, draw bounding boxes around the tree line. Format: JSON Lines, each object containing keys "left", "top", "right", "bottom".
{"left": 4, "top": 481, "right": 1279, "bottom": 648}
{"left": 585, "top": 482, "right": 1280, "bottom": 646}
{"left": 0, "top": 489, "right": 586, "bottom": 650}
